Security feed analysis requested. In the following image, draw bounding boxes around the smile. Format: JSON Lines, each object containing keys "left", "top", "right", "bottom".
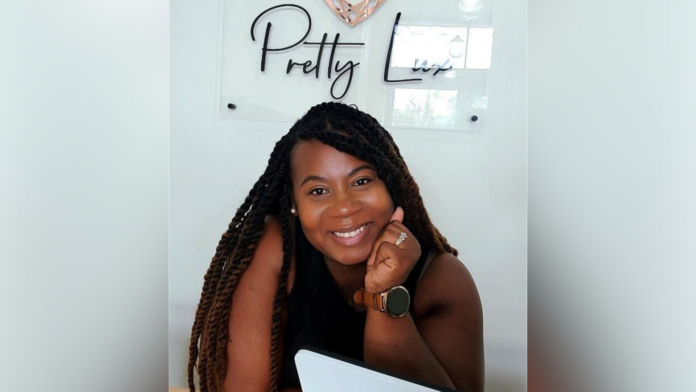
{"left": 331, "top": 224, "right": 367, "bottom": 238}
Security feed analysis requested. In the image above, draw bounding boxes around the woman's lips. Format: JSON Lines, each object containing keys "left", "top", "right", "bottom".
{"left": 328, "top": 222, "right": 372, "bottom": 247}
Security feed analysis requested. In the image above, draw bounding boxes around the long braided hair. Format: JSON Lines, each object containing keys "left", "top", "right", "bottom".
{"left": 188, "top": 102, "right": 458, "bottom": 392}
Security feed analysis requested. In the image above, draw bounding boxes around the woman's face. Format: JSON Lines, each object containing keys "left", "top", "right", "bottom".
{"left": 290, "top": 139, "right": 395, "bottom": 266}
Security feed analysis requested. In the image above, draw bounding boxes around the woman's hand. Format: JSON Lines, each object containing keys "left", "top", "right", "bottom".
{"left": 364, "top": 206, "right": 421, "bottom": 293}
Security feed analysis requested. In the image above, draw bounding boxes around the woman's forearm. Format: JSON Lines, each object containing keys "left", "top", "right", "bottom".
{"left": 363, "top": 308, "right": 456, "bottom": 390}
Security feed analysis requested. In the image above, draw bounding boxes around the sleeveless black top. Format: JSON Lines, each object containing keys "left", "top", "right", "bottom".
{"left": 280, "top": 226, "right": 435, "bottom": 388}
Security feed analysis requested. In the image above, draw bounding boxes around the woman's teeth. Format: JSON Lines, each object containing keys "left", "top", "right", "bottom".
{"left": 332, "top": 224, "right": 366, "bottom": 238}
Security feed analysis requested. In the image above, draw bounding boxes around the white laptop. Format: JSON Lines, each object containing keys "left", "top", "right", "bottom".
{"left": 295, "top": 346, "right": 457, "bottom": 392}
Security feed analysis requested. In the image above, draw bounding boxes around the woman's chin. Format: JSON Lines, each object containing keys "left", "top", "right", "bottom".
{"left": 331, "top": 250, "right": 370, "bottom": 266}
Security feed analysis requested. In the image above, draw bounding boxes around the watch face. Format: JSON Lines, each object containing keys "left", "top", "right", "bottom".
{"left": 386, "top": 286, "right": 410, "bottom": 316}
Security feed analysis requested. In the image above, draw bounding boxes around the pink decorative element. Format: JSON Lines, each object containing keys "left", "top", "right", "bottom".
{"left": 324, "top": 0, "right": 387, "bottom": 26}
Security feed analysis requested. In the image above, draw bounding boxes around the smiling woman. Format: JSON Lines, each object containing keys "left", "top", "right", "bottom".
{"left": 291, "top": 140, "right": 395, "bottom": 268}
{"left": 188, "top": 102, "right": 484, "bottom": 392}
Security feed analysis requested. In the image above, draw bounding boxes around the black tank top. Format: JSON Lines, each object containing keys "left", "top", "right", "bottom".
{"left": 280, "top": 226, "right": 435, "bottom": 388}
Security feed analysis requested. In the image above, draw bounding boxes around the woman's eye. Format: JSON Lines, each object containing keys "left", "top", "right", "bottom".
{"left": 309, "top": 188, "right": 328, "bottom": 196}
{"left": 354, "top": 178, "right": 372, "bottom": 186}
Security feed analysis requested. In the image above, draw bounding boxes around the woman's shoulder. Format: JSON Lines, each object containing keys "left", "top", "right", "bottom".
{"left": 254, "top": 214, "right": 295, "bottom": 296}
{"left": 411, "top": 251, "right": 481, "bottom": 319}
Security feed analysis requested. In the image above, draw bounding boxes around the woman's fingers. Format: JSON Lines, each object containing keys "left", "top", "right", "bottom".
{"left": 367, "top": 205, "right": 404, "bottom": 266}
{"left": 390, "top": 206, "right": 404, "bottom": 223}
{"left": 373, "top": 241, "right": 406, "bottom": 270}
{"left": 366, "top": 241, "right": 410, "bottom": 291}
{"left": 367, "top": 226, "right": 402, "bottom": 266}
{"left": 364, "top": 208, "right": 422, "bottom": 292}
{"left": 389, "top": 219, "right": 407, "bottom": 233}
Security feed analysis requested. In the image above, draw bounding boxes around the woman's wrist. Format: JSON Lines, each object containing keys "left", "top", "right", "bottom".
{"left": 364, "top": 280, "right": 406, "bottom": 294}
{"left": 364, "top": 281, "right": 384, "bottom": 294}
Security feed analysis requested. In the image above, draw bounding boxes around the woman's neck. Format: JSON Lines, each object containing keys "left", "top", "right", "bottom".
{"left": 323, "top": 256, "right": 368, "bottom": 307}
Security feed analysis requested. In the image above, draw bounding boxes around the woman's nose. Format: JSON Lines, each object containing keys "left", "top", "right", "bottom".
{"left": 331, "top": 191, "right": 362, "bottom": 217}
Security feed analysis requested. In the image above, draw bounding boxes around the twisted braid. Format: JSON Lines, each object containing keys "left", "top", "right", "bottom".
{"left": 203, "top": 170, "right": 285, "bottom": 391}
{"left": 187, "top": 177, "right": 264, "bottom": 391}
{"left": 269, "top": 180, "right": 294, "bottom": 391}
{"left": 188, "top": 102, "right": 458, "bottom": 392}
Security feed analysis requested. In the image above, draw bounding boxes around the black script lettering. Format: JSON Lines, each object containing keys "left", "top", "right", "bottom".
{"left": 432, "top": 59, "right": 453, "bottom": 75}
{"left": 286, "top": 33, "right": 328, "bottom": 78}
{"left": 305, "top": 33, "right": 364, "bottom": 80}
{"left": 331, "top": 61, "right": 359, "bottom": 100}
{"left": 412, "top": 59, "right": 433, "bottom": 72}
{"left": 384, "top": 12, "right": 422, "bottom": 83}
{"left": 250, "top": 5, "right": 365, "bottom": 99}
{"left": 412, "top": 58, "right": 453, "bottom": 75}
{"left": 286, "top": 59, "right": 313, "bottom": 74}
{"left": 328, "top": 33, "right": 340, "bottom": 79}
{"left": 250, "top": 4, "right": 312, "bottom": 72}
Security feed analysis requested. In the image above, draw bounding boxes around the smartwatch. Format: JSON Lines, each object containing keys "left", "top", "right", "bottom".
{"left": 353, "top": 286, "right": 410, "bottom": 317}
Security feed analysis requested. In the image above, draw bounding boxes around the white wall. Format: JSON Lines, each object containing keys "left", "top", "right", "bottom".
{"left": 170, "top": 0, "right": 526, "bottom": 390}
{"left": 2, "top": 2, "right": 169, "bottom": 391}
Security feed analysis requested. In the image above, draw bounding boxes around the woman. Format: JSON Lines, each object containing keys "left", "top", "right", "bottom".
{"left": 188, "top": 102, "right": 484, "bottom": 392}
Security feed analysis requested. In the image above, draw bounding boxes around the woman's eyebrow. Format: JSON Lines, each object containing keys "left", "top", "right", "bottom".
{"left": 299, "top": 164, "right": 375, "bottom": 187}
{"left": 300, "top": 175, "right": 326, "bottom": 187}
{"left": 346, "top": 164, "right": 375, "bottom": 178}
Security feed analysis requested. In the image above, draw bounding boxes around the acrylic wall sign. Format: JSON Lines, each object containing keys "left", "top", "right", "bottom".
{"left": 324, "top": 0, "right": 386, "bottom": 26}
{"left": 219, "top": 0, "right": 495, "bottom": 134}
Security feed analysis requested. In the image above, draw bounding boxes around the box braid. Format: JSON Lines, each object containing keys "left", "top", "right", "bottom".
{"left": 188, "top": 102, "right": 458, "bottom": 392}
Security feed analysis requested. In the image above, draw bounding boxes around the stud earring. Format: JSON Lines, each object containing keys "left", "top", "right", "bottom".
{"left": 290, "top": 208, "right": 297, "bottom": 214}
